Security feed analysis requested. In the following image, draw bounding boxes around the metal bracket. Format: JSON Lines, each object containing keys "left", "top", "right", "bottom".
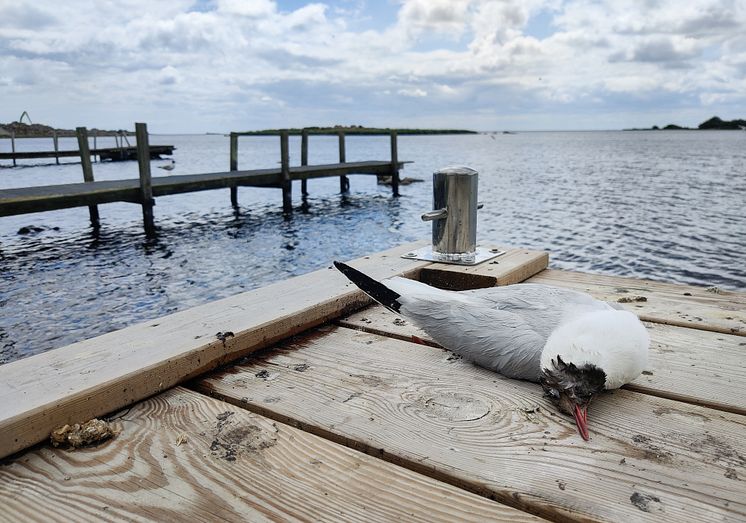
{"left": 401, "top": 246, "right": 505, "bottom": 266}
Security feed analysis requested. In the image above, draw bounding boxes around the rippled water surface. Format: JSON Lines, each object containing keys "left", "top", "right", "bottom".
{"left": 1, "top": 131, "right": 745, "bottom": 362}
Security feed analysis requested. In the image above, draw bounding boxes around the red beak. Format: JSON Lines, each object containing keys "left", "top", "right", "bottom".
{"left": 573, "top": 404, "right": 590, "bottom": 441}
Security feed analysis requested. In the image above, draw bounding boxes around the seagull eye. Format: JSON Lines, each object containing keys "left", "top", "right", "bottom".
{"left": 546, "top": 388, "right": 560, "bottom": 400}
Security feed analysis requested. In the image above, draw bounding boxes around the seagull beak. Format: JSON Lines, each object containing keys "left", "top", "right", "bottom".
{"left": 573, "top": 404, "right": 590, "bottom": 441}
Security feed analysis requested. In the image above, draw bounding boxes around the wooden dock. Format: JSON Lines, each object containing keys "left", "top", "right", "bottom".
{"left": 0, "top": 124, "right": 405, "bottom": 234}
{"left": 0, "top": 242, "right": 744, "bottom": 522}
{"left": 0, "top": 144, "right": 175, "bottom": 162}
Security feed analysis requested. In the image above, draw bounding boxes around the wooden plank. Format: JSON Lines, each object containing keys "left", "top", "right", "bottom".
{"left": 0, "top": 388, "right": 540, "bottom": 523}
{"left": 0, "top": 242, "right": 429, "bottom": 460}
{"left": 419, "top": 247, "right": 549, "bottom": 289}
{"left": 339, "top": 305, "right": 746, "bottom": 415}
{"left": 0, "top": 162, "right": 406, "bottom": 217}
{"left": 528, "top": 270, "right": 746, "bottom": 336}
{"left": 195, "top": 326, "right": 746, "bottom": 523}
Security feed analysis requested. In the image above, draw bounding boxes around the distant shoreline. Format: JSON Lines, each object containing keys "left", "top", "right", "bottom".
{"left": 233, "top": 126, "right": 477, "bottom": 136}
{"left": 0, "top": 121, "right": 132, "bottom": 138}
{"left": 624, "top": 116, "right": 746, "bottom": 131}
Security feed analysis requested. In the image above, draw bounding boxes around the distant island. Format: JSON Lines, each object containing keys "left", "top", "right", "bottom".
{"left": 625, "top": 116, "right": 746, "bottom": 131}
{"left": 235, "top": 125, "right": 477, "bottom": 136}
{"left": 0, "top": 121, "right": 132, "bottom": 138}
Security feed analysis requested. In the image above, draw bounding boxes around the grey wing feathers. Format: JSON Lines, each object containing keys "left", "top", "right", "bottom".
{"left": 399, "top": 298, "right": 544, "bottom": 382}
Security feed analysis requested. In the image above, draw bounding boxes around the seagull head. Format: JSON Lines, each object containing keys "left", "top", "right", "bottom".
{"left": 538, "top": 309, "right": 649, "bottom": 441}
{"left": 540, "top": 356, "right": 605, "bottom": 441}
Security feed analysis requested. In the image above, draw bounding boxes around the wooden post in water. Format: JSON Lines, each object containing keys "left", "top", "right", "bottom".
{"left": 390, "top": 130, "right": 400, "bottom": 197}
{"left": 338, "top": 130, "right": 349, "bottom": 193}
{"left": 280, "top": 130, "right": 291, "bottom": 213}
{"left": 301, "top": 129, "right": 309, "bottom": 196}
{"left": 135, "top": 123, "right": 156, "bottom": 235}
{"left": 76, "top": 127, "right": 100, "bottom": 228}
{"left": 93, "top": 130, "right": 98, "bottom": 162}
{"left": 229, "top": 132, "right": 239, "bottom": 207}
{"left": 53, "top": 131, "right": 59, "bottom": 165}
{"left": 11, "top": 130, "right": 16, "bottom": 167}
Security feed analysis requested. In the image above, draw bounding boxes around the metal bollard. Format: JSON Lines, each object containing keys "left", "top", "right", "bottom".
{"left": 402, "top": 165, "right": 503, "bottom": 265}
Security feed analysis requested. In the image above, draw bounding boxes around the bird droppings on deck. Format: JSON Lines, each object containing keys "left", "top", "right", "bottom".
{"left": 630, "top": 435, "right": 674, "bottom": 463}
{"left": 641, "top": 370, "right": 654, "bottom": 375}
{"left": 293, "top": 363, "right": 310, "bottom": 372}
{"left": 630, "top": 492, "right": 662, "bottom": 512}
{"left": 725, "top": 468, "right": 740, "bottom": 480}
{"left": 255, "top": 369, "right": 279, "bottom": 381}
{"left": 706, "top": 286, "right": 722, "bottom": 294}
{"left": 393, "top": 318, "right": 408, "bottom": 326}
{"left": 50, "top": 419, "right": 117, "bottom": 449}
{"left": 210, "top": 411, "right": 277, "bottom": 462}
{"left": 556, "top": 480, "right": 566, "bottom": 490}
{"left": 215, "top": 331, "right": 234, "bottom": 345}
{"left": 617, "top": 295, "right": 648, "bottom": 303}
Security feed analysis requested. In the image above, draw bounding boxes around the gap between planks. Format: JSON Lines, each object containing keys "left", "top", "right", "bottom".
{"left": 193, "top": 325, "right": 746, "bottom": 523}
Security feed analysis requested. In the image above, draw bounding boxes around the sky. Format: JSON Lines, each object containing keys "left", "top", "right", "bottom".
{"left": 1, "top": 0, "right": 745, "bottom": 132}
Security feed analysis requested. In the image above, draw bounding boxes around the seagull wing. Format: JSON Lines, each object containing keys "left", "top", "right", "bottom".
{"left": 386, "top": 278, "right": 545, "bottom": 381}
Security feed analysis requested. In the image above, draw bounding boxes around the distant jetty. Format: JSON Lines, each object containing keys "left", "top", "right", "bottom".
{"left": 625, "top": 116, "right": 746, "bottom": 131}
{"left": 0, "top": 121, "right": 133, "bottom": 138}
{"left": 237, "top": 125, "right": 477, "bottom": 136}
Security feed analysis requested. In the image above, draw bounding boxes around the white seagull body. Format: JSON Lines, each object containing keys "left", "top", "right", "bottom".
{"left": 334, "top": 262, "right": 650, "bottom": 440}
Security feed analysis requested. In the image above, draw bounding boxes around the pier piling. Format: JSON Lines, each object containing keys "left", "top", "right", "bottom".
{"left": 53, "top": 131, "right": 59, "bottom": 165}
{"left": 301, "top": 129, "right": 309, "bottom": 196}
{"left": 280, "top": 131, "right": 291, "bottom": 213}
{"left": 229, "top": 132, "right": 239, "bottom": 207}
{"left": 76, "top": 127, "right": 100, "bottom": 228}
{"left": 338, "top": 131, "right": 349, "bottom": 193}
{"left": 390, "top": 131, "right": 400, "bottom": 197}
{"left": 11, "top": 130, "right": 16, "bottom": 167}
{"left": 135, "top": 123, "right": 156, "bottom": 235}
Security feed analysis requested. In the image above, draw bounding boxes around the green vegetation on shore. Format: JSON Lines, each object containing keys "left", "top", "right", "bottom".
{"left": 0, "top": 121, "right": 132, "bottom": 138}
{"left": 235, "top": 125, "right": 477, "bottom": 136}
{"left": 625, "top": 116, "right": 746, "bottom": 131}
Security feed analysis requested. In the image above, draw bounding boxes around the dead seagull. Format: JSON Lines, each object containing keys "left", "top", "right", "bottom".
{"left": 334, "top": 261, "right": 649, "bottom": 441}
{"left": 158, "top": 159, "right": 175, "bottom": 171}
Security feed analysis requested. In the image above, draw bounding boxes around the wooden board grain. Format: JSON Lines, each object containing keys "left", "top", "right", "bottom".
{"left": 528, "top": 270, "right": 746, "bottom": 336}
{"left": 0, "top": 387, "right": 541, "bottom": 523}
{"left": 195, "top": 327, "right": 746, "bottom": 523}
{"left": 338, "top": 305, "right": 746, "bottom": 415}
{"left": 418, "top": 248, "right": 549, "bottom": 290}
{"left": 0, "top": 242, "right": 430, "bottom": 459}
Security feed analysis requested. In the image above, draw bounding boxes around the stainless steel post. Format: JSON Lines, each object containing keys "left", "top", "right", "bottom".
{"left": 403, "top": 165, "right": 503, "bottom": 265}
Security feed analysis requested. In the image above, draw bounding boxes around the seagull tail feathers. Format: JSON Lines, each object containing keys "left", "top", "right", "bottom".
{"left": 333, "top": 261, "right": 401, "bottom": 313}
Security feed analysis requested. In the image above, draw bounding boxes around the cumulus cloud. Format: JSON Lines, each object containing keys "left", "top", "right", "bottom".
{"left": 0, "top": 0, "right": 744, "bottom": 131}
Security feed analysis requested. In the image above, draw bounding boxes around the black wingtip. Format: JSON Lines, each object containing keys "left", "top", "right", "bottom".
{"left": 333, "top": 260, "right": 401, "bottom": 313}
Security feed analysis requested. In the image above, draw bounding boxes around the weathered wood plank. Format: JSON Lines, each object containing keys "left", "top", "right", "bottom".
{"left": 0, "top": 388, "right": 541, "bottom": 523}
{"left": 339, "top": 305, "right": 746, "bottom": 415}
{"left": 0, "top": 242, "right": 430, "bottom": 459}
{"left": 528, "top": 270, "right": 746, "bottom": 336}
{"left": 0, "top": 161, "right": 407, "bottom": 217}
{"left": 418, "top": 248, "right": 549, "bottom": 290}
{"left": 196, "top": 327, "right": 746, "bottom": 523}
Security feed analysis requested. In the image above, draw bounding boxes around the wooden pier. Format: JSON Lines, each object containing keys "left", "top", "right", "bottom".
{"left": 0, "top": 124, "right": 405, "bottom": 234}
{"left": 0, "top": 128, "right": 173, "bottom": 165}
{"left": 0, "top": 242, "right": 744, "bottom": 521}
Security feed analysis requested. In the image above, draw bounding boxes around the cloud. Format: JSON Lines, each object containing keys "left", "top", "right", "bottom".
{"left": 0, "top": 0, "right": 744, "bottom": 131}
